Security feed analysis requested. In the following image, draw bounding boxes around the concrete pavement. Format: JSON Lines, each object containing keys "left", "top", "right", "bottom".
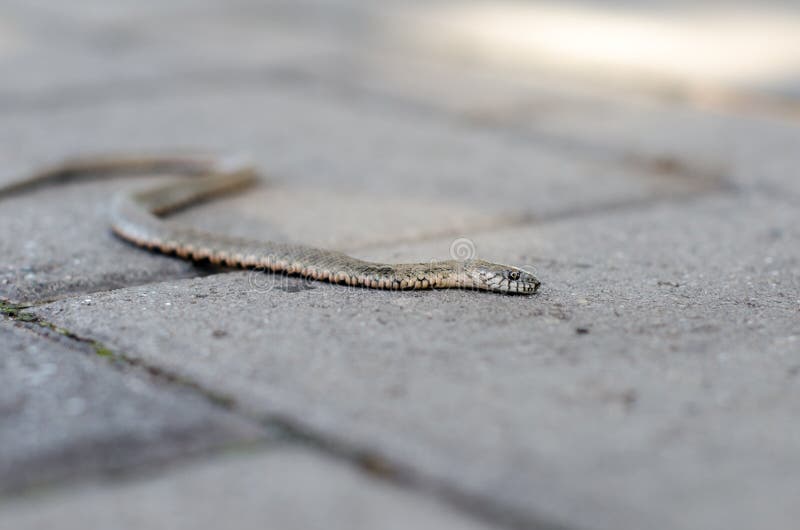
{"left": 1, "top": 1, "right": 799, "bottom": 529}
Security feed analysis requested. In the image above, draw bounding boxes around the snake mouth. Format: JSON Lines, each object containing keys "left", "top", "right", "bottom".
{"left": 505, "top": 282, "right": 540, "bottom": 295}
{"left": 483, "top": 278, "right": 540, "bottom": 295}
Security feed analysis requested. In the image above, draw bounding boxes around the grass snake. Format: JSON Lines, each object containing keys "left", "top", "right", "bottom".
{"left": 2, "top": 155, "right": 541, "bottom": 294}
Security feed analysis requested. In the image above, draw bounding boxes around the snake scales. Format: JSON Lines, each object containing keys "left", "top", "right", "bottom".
{"left": 2, "top": 155, "right": 540, "bottom": 294}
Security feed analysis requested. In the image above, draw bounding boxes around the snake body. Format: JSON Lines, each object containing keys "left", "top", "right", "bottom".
{"left": 3, "top": 155, "right": 540, "bottom": 294}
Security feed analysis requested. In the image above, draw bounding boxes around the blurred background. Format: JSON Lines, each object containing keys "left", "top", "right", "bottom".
{"left": 2, "top": 0, "right": 798, "bottom": 243}
{"left": 2, "top": 0, "right": 800, "bottom": 113}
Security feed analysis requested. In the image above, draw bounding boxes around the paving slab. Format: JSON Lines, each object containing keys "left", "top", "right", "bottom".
{"left": 524, "top": 98, "right": 800, "bottom": 200}
{"left": 0, "top": 0, "right": 358, "bottom": 109}
{"left": 332, "top": 43, "right": 800, "bottom": 200}
{"left": 0, "top": 319, "right": 264, "bottom": 495}
{"left": 173, "top": 184, "right": 502, "bottom": 251}
{"left": 31, "top": 190, "right": 800, "bottom": 530}
{"left": 0, "top": 176, "right": 206, "bottom": 303}
{"left": 0, "top": 447, "right": 494, "bottom": 530}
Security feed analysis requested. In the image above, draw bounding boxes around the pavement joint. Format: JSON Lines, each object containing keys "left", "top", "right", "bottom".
{"left": 354, "top": 184, "right": 736, "bottom": 257}
{"left": 0, "top": 305, "right": 238, "bottom": 410}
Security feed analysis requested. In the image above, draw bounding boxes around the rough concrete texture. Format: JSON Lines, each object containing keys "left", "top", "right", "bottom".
{"left": 32, "top": 190, "right": 800, "bottom": 530}
{"left": 0, "top": 320, "right": 264, "bottom": 495}
{"left": 0, "top": 448, "right": 494, "bottom": 530}
{"left": 2, "top": 0, "right": 800, "bottom": 529}
{"left": 0, "top": 177, "right": 204, "bottom": 303}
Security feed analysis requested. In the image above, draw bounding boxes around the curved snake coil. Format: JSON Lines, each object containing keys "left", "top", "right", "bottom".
{"left": 2, "top": 155, "right": 541, "bottom": 294}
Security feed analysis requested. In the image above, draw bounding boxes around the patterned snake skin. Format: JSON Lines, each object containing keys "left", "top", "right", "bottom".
{"left": 2, "top": 155, "right": 540, "bottom": 294}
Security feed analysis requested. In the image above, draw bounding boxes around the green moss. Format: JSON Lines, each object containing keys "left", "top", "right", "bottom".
{"left": 93, "top": 342, "right": 115, "bottom": 358}
{"left": 0, "top": 301, "right": 38, "bottom": 322}
{"left": 206, "top": 392, "right": 236, "bottom": 409}
{"left": 0, "top": 301, "right": 21, "bottom": 315}
{"left": 1, "top": 301, "right": 119, "bottom": 359}
{"left": 2, "top": 300, "right": 241, "bottom": 415}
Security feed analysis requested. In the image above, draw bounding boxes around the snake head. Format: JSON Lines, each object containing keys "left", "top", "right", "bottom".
{"left": 462, "top": 260, "right": 540, "bottom": 294}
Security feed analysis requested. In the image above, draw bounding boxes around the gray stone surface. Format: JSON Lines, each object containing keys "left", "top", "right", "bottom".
{"left": 3, "top": 0, "right": 800, "bottom": 529}
{"left": 31, "top": 190, "right": 800, "bottom": 530}
{"left": 0, "top": 448, "right": 494, "bottom": 530}
{"left": 335, "top": 47, "right": 800, "bottom": 199}
{"left": 175, "top": 184, "right": 503, "bottom": 251}
{"left": 0, "top": 0, "right": 355, "bottom": 108}
{"left": 0, "top": 319, "right": 263, "bottom": 495}
{"left": 0, "top": 177, "right": 203, "bottom": 303}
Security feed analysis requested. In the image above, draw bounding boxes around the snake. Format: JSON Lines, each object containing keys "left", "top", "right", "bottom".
{"left": 2, "top": 155, "right": 541, "bottom": 294}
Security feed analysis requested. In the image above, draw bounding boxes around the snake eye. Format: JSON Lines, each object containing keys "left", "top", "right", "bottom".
{"left": 509, "top": 270, "right": 520, "bottom": 281}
